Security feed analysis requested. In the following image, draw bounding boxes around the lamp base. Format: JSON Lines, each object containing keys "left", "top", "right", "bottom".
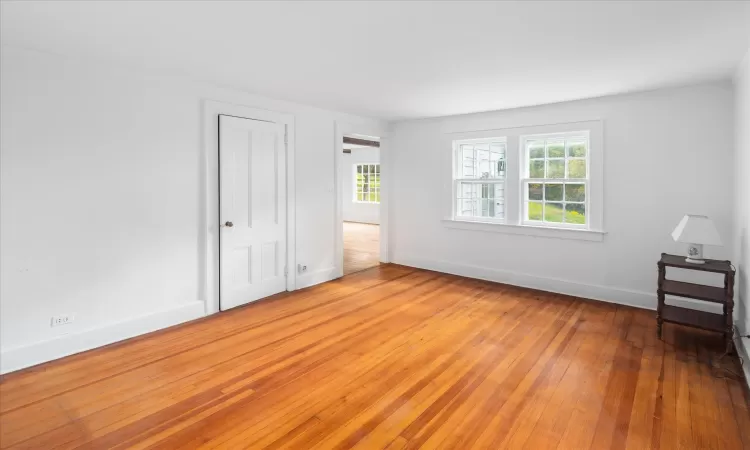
{"left": 684, "top": 243, "right": 704, "bottom": 264}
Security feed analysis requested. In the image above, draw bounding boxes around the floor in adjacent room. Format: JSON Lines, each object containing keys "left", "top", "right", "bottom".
{"left": 1, "top": 264, "right": 749, "bottom": 449}
{"left": 343, "top": 221, "right": 380, "bottom": 275}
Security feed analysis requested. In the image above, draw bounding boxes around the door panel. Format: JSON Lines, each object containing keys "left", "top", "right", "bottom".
{"left": 219, "top": 115, "right": 286, "bottom": 310}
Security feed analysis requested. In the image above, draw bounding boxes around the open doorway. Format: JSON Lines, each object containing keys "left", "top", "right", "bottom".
{"left": 342, "top": 135, "right": 381, "bottom": 275}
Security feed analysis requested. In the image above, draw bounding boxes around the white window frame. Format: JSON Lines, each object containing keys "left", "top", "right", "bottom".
{"left": 353, "top": 163, "right": 381, "bottom": 204}
{"left": 451, "top": 137, "right": 508, "bottom": 223}
{"left": 520, "top": 131, "right": 590, "bottom": 230}
{"left": 444, "top": 120, "right": 604, "bottom": 241}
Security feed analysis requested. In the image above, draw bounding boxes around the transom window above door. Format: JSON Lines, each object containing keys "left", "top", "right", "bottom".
{"left": 355, "top": 164, "right": 380, "bottom": 203}
{"left": 452, "top": 138, "right": 507, "bottom": 221}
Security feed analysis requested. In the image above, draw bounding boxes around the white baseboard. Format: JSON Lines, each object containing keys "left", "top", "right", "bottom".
{"left": 0, "top": 301, "right": 205, "bottom": 374}
{"left": 343, "top": 219, "right": 380, "bottom": 225}
{"left": 735, "top": 334, "right": 750, "bottom": 391}
{"left": 296, "top": 266, "right": 339, "bottom": 290}
{"left": 394, "top": 255, "right": 723, "bottom": 314}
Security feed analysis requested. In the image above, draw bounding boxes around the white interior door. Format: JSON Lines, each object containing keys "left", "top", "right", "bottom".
{"left": 219, "top": 115, "right": 287, "bottom": 310}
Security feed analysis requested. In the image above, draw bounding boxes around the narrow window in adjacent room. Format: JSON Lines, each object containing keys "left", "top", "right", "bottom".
{"left": 354, "top": 164, "right": 381, "bottom": 204}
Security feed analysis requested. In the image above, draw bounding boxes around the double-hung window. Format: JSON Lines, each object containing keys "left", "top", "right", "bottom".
{"left": 521, "top": 132, "right": 589, "bottom": 228}
{"left": 354, "top": 164, "right": 380, "bottom": 203}
{"left": 453, "top": 138, "right": 507, "bottom": 221}
{"left": 448, "top": 120, "right": 602, "bottom": 238}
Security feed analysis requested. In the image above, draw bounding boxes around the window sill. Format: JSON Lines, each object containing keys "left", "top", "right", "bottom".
{"left": 442, "top": 218, "right": 606, "bottom": 242}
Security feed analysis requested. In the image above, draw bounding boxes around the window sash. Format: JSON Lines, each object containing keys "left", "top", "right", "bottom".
{"left": 521, "top": 179, "right": 588, "bottom": 228}
{"left": 454, "top": 140, "right": 507, "bottom": 180}
{"left": 453, "top": 180, "right": 506, "bottom": 222}
{"left": 523, "top": 132, "right": 589, "bottom": 180}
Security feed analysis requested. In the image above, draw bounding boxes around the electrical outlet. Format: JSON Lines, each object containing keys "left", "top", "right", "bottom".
{"left": 51, "top": 314, "right": 75, "bottom": 327}
{"left": 297, "top": 264, "right": 308, "bottom": 274}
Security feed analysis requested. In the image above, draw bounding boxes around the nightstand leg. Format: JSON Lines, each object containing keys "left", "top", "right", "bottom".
{"left": 725, "top": 271, "right": 735, "bottom": 355}
{"left": 725, "top": 334, "right": 734, "bottom": 355}
{"left": 657, "top": 262, "right": 665, "bottom": 340}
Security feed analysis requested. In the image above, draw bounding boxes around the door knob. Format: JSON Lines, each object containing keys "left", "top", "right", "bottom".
{"left": 224, "top": 221, "right": 234, "bottom": 228}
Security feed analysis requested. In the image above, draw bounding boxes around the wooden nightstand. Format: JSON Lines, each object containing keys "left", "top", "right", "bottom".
{"left": 657, "top": 253, "right": 735, "bottom": 353}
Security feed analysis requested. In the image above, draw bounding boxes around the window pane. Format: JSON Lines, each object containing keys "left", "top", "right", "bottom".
{"left": 528, "top": 141, "right": 544, "bottom": 159}
{"left": 481, "top": 183, "right": 493, "bottom": 199}
{"left": 462, "top": 145, "right": 475, "bottom": 178}
{"left": 362, "top": 184, "right": 368, "bottom": 193}
{"left": 369, "top": 191, "right": 377, "bottom": 202}
{"left": 369, "top": 164, "right": 376, "bottom": 174}
{"left": 530, "top": 160, "right": 545, "bottom": 178}
{"left": 568, "top": 159, "right": 586, "bottom": 179}
{"left": 528, "top": 183, "right": 543, "bottom": 201}
{"left": 375, "top": 165, "right": 380, "bottom": 174}
{"left": 565, "top": 204, "right": 586, "bottom": 224}
{"left": 567, "top": 139, "right": 587, "bottom": 157}
{"left": 357, "top": 165, "right": 362, "bottom": 174}
{"left": 495, "top": 160, "right": 506, "bottom": 178}
{"left": 481, "top": 198, "right": 490, "bottom": 216}
{"left": 457, "top": 198, "right": 473, "bottom": 216}
{"left": 547, "top": 160, "right": 564, "bottom": 178}
{"left": 528, "top": 202, "right": 543, "bottom": 220}
{"left": 565, "top": 183, "right": 585, "bottom": 202}
{"left": 544, "top": 203, "right": 564, "bottom": 222}
{"left": 357, "top": 192, "right": 363, "bottom": 201}
{"left": 459, "top": 182, "right": 475, "bottom": 198}
{"left": 545, "top": 183, "right": 563, "bottom": 201}
{"left": 490, "top": 143, "right": 505, "bottom": 157}
{"left": 546, "top": 139, "right": 565, "bottom": 158}
{"left": 489, "top": 145, "right": 505, "bottom": 178}
{"left": 477, "top": 149, "right": 490, "bottom": 178}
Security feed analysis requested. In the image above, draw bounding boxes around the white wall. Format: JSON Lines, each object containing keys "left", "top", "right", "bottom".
{"left": 0, "top": 46, "right": 384, "bottom": 372}
{"left": 389, "top": 82, "right": 735, "bottom": 310}
{"left": 734, "top": 48, "right": 750, "bottom": 338}
{"left": 342, "top": 147, "right": 381, "bottom": 224}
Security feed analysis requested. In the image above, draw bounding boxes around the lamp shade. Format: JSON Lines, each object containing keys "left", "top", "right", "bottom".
{"left": 671, "top": 215, "right": 722, "bottom": 245}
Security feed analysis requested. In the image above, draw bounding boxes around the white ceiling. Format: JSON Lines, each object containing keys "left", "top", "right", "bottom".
{"left": 1, "top": 1, "right": 748, "bottom": 120}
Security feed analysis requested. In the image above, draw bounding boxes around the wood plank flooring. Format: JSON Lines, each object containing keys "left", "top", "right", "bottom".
{"left": 343, "top": 221, "right": 380, "bottom": 275}
{"left": 1, "top": 264, "right": 749, "bottom": 449}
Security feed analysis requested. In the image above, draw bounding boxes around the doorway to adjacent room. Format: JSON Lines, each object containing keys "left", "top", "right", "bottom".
{"left": 342, "top": 135, "right": 381, "bottom": 275}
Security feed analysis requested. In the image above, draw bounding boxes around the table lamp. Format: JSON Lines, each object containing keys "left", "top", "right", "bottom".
{"left": 671, "top": 214, "right": 722, "bottom": 264}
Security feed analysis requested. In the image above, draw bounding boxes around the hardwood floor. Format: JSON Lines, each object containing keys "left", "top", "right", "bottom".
{"left": 1, "top": 264, "right": 749, "bottom": 449}
{"left": 343, "top": 221, "right": 380, "bottom": 275}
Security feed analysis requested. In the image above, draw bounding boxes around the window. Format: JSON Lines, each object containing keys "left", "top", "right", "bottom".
{"left": 354, "top": 164, "right": 380, "bottom": 203}
{"left": 453, "top": 138, "right": 507, "bottom": 221}
{"left": 521, "top": 132, "right": 589, "bottom": 228}
{"left": 447, "top": 121, "right": 602, "bottom": 239}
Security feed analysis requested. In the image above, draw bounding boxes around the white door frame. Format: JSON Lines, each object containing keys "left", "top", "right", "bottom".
{"left": 203, "top": 100, "right": 296, "bottom": 315}
{"left": 334, "top": 121, "right": 390, "bottom": 277}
